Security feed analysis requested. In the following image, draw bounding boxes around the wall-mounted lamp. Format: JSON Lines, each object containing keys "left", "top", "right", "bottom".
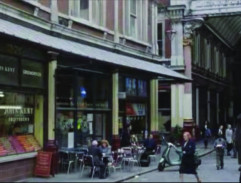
{"left": 166, "top": 29, "right": 176, "bottom": 40}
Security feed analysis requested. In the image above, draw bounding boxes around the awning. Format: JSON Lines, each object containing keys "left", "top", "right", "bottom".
{"left": 0, "top": 19, "right": 190, "bottom": 81}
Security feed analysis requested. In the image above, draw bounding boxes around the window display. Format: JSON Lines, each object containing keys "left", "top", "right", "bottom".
{"left": 0, "top": 91, "right": 41, "bottom": 156}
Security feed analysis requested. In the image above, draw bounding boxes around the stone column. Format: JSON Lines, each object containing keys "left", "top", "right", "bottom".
{"left": 150, "top": 79, "right": 159, "bottom": 132}
{"left": 47, "top": 51, "right": 58, "bottom": 140}
{"left": 112, "top": 72, "right": 120, "bottom": 150}
{"left": 114, "top": 0, "right": 119, "bottom": 43}
{"left": 50, "top": 0, "right": 58, "bottom": 23}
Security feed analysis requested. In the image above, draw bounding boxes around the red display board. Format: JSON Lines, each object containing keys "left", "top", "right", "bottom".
{"left": 34, "top": 151, "right": 53, "bottom": 177}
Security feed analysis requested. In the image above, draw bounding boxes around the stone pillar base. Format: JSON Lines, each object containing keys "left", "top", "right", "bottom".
{"left": 111, "top": 135, "right": 121, "bottom": 151}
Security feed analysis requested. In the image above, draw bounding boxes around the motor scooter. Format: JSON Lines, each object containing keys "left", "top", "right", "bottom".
{"left": 158, "top": 136, "right": 202, "bottom": 171}
{"left": 158, "top": 136, "right": 182, "bottom": 171}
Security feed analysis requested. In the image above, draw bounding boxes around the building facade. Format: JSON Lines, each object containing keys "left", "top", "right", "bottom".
{"left": 158, "top": 0, "right": 240, "bottom": 135}
{"left": 0, "top": 0, "right": 188, "bottom": 181}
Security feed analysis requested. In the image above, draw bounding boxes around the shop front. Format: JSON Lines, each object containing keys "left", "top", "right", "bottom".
{"left": 0, "top": 38, "right": 47, "bottom": 182}
{"left": 118, "top": 75, "right": 150, "bottom": 145}
{"left": 55, "top": 58, "right": 112, "bottom": 149}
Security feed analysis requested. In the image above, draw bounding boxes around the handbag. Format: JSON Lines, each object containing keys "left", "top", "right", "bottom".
{"left": 194, "top": 153, "right": 201, "bottom": 167}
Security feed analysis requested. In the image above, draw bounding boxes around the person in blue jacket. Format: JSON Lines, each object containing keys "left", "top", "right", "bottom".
{"left": 179, "top": 132, "right": 201, "bottom": 183}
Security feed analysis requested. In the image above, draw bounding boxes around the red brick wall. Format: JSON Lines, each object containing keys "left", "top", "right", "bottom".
{"left": 0, "top": 158, "right": 36, "bottom": 182}
{"left": 106, "top": 0, "right": 114, "bottom": 31}
{"left": 0, "top": 0, "right": 34, "bottom": 14}
{"left": 118, "top": 0, "right": 123, "bottom": 34}
{"left": 39, "top": 0, "right": 51, "bottom": 7}
{"left": 165, "top": 19, "right": 171, "bottom": 58}
{"left": 58, "top": 0, "right": 69, "bottom": 14}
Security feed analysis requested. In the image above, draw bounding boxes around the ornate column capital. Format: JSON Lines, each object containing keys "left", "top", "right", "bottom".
{"left": 183, "top": 17, "right": 204, "bottom": 45}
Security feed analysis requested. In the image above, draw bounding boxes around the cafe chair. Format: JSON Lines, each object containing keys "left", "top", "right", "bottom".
{"left": 149, "top": 145, "right": 161, "bottom": 164}
{"left": 80, "top": 155, "right": 100, "bottom": 179}
{"left": 129, "top": 149, "right": 144, "bottom": 171}
{"left": 108, "top": 154, "right": 123, "bottom": 174}
{"left": 59, "top": 150, "right": 76, "bottom": 174}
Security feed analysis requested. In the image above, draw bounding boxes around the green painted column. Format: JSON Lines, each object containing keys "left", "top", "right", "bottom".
{"left": 150, "top": 79, "right": 158, "bottom": 132}
{"left": 112, "top": 72, "right": 119, "bottom": 136}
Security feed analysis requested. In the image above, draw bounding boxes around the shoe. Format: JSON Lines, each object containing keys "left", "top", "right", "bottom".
{"left": 239, "top": 167, "right": 241, "bottom": 171}
{"left": 221, "top": 166, "right": 224, "bottom": 169}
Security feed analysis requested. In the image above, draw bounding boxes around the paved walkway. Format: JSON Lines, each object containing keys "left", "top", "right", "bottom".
{"left": 19, "top": 140, "right": 214, "bottom": 183}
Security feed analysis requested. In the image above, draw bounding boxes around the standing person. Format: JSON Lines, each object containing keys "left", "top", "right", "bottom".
{"left": 235, "top": 115, "right": 241, "bottom": 182}
{"left": 218, "top": 125, "right": 224, "bottom": 138}
{"left": 214, "top": 136, "right": 227, "bottom": 170}
{"left": 179, "top": 132, "right": 201, "bottom": 183}
{"left": 225, "top": 124, "right": 233, "bottom": 156}
{"left": 88, "top": 140, "right": 106, "bottom": 179}
{"left": 203, "top": 121, "right": 212, "bottom": 149}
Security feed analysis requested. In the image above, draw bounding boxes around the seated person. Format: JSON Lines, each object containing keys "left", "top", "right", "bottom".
{"left": 140, "top": 134, "right": 157, "bottom": 166}
{"left": 130, "top": 135, "right": 139, "bottom": 146}
{"left": 144, "top": 134, "right": 157, "bottom": 151}
{"left": 100, "top": 140, "right": 111, "bottom": 154}
{"left": 88, "top": 140, "right": 106, "bottom": 179}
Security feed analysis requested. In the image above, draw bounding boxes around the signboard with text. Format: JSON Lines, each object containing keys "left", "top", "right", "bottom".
{"left": 0, "top": 54, "right": 19, "bottom": 86}
{"left": 34, "top": 151, "right": 52, "bottom": 177}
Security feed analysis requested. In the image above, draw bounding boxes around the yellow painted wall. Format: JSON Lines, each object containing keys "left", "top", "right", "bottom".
{"left": 34, "top": 95, "right": 44, "bottom": 147}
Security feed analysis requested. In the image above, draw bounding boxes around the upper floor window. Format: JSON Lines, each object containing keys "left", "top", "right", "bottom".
{"left": 158, "top": 23, "right": 164, "bottom": 57}
{"left": 124, "top": 0, "right": 148, "bottom": 41}
{"left": 69, "top": 0, "right": 105, "bottom": 27}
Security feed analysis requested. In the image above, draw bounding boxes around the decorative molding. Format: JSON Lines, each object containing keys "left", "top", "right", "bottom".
{"left": 183, "top": 18, "right": 204, "bottom": 39}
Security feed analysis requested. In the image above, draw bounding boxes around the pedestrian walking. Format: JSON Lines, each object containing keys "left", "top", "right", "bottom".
{"left": 214, "top": 136, "right": 226, "bottom": 170}
{"left": 179, "top": 132, "right": 202, "bottom": 183}
{"left": 203, "top": 121, "right": 212, "bottom": 149}
{"left": 218, "top": 125, "right": 224, "bottom": 138}
{"left": 225, "top": 124, "right": 233, "bottom": 156}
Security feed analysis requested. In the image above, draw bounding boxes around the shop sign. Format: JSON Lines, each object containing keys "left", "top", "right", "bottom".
{"left": 126, "top": 103, "right": 146, "bottom": 116}
{"left": 21, "top": 59, "right": 44, "bottom": 88}
{"left": 34, "top": 151, "right": 52, "bottom": 177}
{"left": 0, "top": 54, "right": 19, "bottom": 86}
{"left": 2, "top": 107, "right": 34, "bottom": 124}
{"left": 118, "top": 92, "right": 126, "bottom": 99}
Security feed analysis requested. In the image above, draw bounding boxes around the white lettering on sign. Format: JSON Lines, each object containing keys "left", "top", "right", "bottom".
{"left": 23, "top": 69, "right": 42, "bottom": 77}
{"left": 4, "top": 108, "right": 34, "bottom": 115}
{"left": 0, "top": 65, "right": 15, "bottom": 73}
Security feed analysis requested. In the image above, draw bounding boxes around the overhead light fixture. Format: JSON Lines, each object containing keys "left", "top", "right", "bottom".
{"left": 0, "top": 105, "right": 22, "bottom": 110}
{"left": 166, "top": 29, "right": 176, "bottom": 40}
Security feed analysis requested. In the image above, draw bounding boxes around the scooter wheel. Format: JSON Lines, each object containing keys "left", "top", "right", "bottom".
{"left": 158, "top": 162, "right": 165, "bottom": 171}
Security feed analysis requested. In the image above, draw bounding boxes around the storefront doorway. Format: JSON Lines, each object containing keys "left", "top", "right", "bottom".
{"left": 55, "top": 68, "right": 112, "bottom": 149}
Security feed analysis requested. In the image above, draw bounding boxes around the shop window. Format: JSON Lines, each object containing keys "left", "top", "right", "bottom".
{"left": 56, "top": 71, "right": 75, "bottom": 108}
{"left": 125, "top": 77, "right": 147, "bottom": 97}
{"left": 77, "top": 76, "right": 94, "bottom": 109}
{"left": 55, "top": 111, "right": 74, "bottom": 148}
{"left": 95, "top": 77, "right": 110, "bottom": 109}
{"left": 0, "top": 91, "right": 41, "bottom": 156}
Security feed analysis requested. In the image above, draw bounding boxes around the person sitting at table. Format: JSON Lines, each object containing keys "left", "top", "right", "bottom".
{"left": 130, "top": 135, "right": 139, "bottom": 146}
{"left": 140, "top": 134, "right": 157, "bottom": 166}
{"left": 100, "top": 140, "right": 111, "bottom": 154}
{"left": 88, "top": 140, "right": 107, "bottom": 179}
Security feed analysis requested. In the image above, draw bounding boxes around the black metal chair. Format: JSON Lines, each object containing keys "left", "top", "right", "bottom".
{"left": 80, "top": 155, "right": 100, "bottom": 179}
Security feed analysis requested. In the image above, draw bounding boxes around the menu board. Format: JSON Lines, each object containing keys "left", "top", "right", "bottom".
{"left": 34, "top": 151, "right": 52, "bottom": 177}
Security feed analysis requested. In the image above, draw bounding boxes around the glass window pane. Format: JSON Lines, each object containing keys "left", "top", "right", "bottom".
{"left": 77, "top": 76, "right": 94, "bottom": 109}
{"left": 130, "top": 0, "right": 136, "bottom": 15}
{"left": 56, "top": 111, "right": 74, "bottom": 148}
{"left": 95, "top": 77, "right": 110, "bottom": 109}
{"left": 126, "top": 77, "right": 137, "bottom": 96}
{"left": 138, "top": 80, "right": 147, "bottom": 97}
{"left": 80, "top": 0, "right": 89, "bottom": 20}
{"left": 130, "top": 16, "right": 136, "bottom": 37}
{"left": 0, "top": 92, "right": 34, "bottom": 137}
{"left": 56, "top": 71, "right": 75, "bottom": 108}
